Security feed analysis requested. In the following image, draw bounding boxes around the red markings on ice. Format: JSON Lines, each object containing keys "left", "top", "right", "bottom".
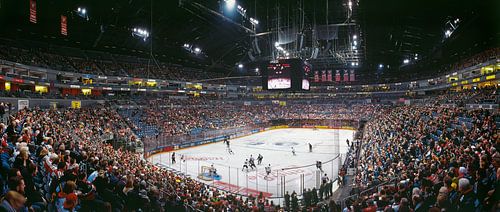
{"left": 182, "top": 156, "right": 224, "bottom": 161}
{"left": 244, "top": 168, "right": 312, "bottom": 181}
{"left": 213, "top": 181, "right": 273, "bottom": 198}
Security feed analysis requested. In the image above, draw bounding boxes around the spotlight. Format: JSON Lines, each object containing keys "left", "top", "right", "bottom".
{"left": 250, "top": 18, "right": 259, "bottom": 25}
{"left": 445, "top": 30, "right": 452, "bottom": 38}
{"left": 379, "top": 64, "right": 383, "bottom": 68}
{"left": 225, "top": 0, "right": 235, "bottom": 10}
{"left": 238, "top": 64, "right": 244, "bottom": 68}
{"left": 194, "top": 47, "right": 201, "bottom": 53}
{"left": 132, "top": 27, "right": 150, "bottom": 41}
{"left": 403, "top": 59, "right": 409, "bottom": 64}
{"left": 76, "top": 7, "right": 89, "bottom": 19}
{"left": 353, "top": 35, "right": 357, "bottom": 40}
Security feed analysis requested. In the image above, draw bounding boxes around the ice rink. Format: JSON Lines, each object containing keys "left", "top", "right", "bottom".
{"left": 149, "top": 128, "right": 353, "bottom": 198}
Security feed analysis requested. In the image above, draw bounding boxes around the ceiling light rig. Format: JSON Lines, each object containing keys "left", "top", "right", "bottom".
{"left": 76, "top": 7, "right": 89, "bottom": 20}
{"left": 132, "top": 28, "right": 150, "bottom": 41}
{"left": 443, "top": 17, "right": 460, "bottom": 40}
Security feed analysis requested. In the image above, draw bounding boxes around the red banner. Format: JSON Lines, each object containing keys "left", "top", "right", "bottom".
{"left": 350, "top": 70, "right": 355, "bottom": 82}
{"left": 314, "top": 71, "right": 319, "bottom": 82}
{"left": 335, "top": 70, "right": 341, "bottom": 82}
{"left": 321, "top": 70, "right": 327, "bottom": 82}
{"left": 327, "top": 70, "right": 332, "bottom": 82}
{"left": 343, "top": 70, "right": 349, "bottom": 82}
{"left": 29, "top": 0, "right": 37, "bottom": 23}
{"left": 61, "top": 15, "right": 68, "bottom": 36}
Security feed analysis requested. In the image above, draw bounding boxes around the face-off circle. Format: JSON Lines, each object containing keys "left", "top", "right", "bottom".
{"left": 273, "top": 142, "right": 299, "bottom": 147}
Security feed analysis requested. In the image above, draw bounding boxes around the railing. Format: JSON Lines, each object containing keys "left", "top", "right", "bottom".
{"left": 340, "top": 178, "right": 397, "bottom": 209}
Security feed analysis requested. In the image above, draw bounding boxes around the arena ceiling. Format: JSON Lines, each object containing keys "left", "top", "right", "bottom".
{"left": 0, "top": 0, "right": 498, "bottom": 78}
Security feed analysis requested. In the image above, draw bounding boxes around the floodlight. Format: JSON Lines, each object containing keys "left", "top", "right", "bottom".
{"left": 238, "top": 64, "right": 243, "bottom": 68}
{"left": 250, "top": 18, "right": 259, "bottom": 25}
{"left": 225, "top": 0, "right": 235, "bottom": 10}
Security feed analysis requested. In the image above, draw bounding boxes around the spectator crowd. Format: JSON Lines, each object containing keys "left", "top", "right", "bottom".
{"left": 0, "top": 87, "right": 496, "bottom": 212}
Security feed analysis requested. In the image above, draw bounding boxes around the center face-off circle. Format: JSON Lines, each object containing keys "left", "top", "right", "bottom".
{"left": 273, "top": 141, "right": 299, "bottom": 147}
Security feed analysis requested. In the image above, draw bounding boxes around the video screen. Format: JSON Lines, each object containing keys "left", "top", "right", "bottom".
{"left": 267, "top": 63, "right": 291, "bottom": 89}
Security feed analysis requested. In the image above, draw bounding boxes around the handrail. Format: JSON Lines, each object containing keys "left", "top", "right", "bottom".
{"left": 340, "top": 178, "right": 396, "bottom": 209}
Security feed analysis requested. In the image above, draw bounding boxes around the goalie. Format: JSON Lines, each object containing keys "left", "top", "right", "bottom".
{"left": 208, "top": 164, "right": 217, "bottom": 177}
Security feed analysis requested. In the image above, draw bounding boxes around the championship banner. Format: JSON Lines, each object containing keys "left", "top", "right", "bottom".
{"left": 335, "top": 70, "right": 341, "bottom": 82}
{"left": 321, "top": 70, "right": 327, "bottom": 82}
{"left": 343, "top": 70, "right": 349, "bottom": 82}
{"left": 314, "top": 71, "right": 319, "bottom": 82}
{"left": 61, "top": 15, "right": 68, "bottom": 36}
{"left": 350, "top": 70, "right": 355, "bottom": 82}
{"left": 29, "top": 0, "right": 37, "bottom": 23}
{"left": 71, "top": 101, "right": 81, "bottom": 109}
{"left": 327, "top": 70, "right": 332, "bottom": 82}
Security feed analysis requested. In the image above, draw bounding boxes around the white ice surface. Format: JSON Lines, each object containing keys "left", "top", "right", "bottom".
{"left": 149, "top": 128, "right": 353, "bottom": 198}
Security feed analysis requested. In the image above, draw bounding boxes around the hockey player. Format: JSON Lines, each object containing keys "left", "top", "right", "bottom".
{"left": 265, "top": 164, "right": 271, "bottom": 177}
{"left": 291, "top": 147, "right": 296, "bottom": 156}
{"left": 257, "top": 154, "right": 263, "bottom": 165}
{"left": 309, "top": 143, "right": 313, "bottom": 152}
{"left": 171, "top": 152, "right": 176, "bottom": 164}
{"left": 316, "top": 160, "right": 323, "bottom": 172}
{"left": 249, "top": 157, "right": 257, "bottom": 169}
{"left": 209, "top": 164, "right": 217, "bottom": 177}
{"left": 242, "top": 159, "right": 249, "bottom": 171}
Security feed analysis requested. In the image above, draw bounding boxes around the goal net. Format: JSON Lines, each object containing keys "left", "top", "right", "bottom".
{"left": 198, "top": 166, "right": 221, "bottom": 181}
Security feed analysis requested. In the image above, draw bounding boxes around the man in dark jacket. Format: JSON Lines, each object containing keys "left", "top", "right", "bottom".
{"left": 457, "top": 178, "right": 478, "bottom": 211}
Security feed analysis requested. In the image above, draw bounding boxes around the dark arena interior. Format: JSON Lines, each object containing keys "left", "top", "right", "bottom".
{"left": 0, "top": 0, "right": 498, "bottom": 211}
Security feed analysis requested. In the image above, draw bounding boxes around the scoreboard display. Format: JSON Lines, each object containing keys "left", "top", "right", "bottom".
{"left": 263, "top": 59, "right": 310, "bottom": 91}
{"left": 267, "top": 62, "right": 292, "bottom": 89}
